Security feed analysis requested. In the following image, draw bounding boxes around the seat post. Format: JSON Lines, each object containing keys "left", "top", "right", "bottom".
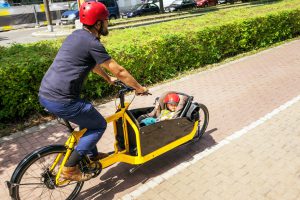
{"left": 63, "top": 119, "right": 74, "bottom": 132}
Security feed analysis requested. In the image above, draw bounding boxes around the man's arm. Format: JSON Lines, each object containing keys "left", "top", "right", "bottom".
{"left": 92, "top": 64, "right": 116, "bottom": 84}
{"left": 100, "top": 59, "right": 147, "bottom": 94}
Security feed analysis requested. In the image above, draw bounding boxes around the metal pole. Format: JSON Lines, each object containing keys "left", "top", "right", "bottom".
{"left": 159, "top": 0, "right": 164, "bottom": 13}
{"left": 43, "top": 0, "right": 53, "bottom": 32}
{"left": 33, "top": 5, "right": 40, "bottom": 28}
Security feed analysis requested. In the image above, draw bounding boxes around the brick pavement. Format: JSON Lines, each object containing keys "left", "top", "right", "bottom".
{"left": 136, "top": 97, "right": 300, "bottom": 200}
{"left": 0, "top": 39, "right": 300, "bottom": 200}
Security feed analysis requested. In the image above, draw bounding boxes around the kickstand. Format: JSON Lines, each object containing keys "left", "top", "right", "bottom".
{"left": 129, "top": 164, "right": 143, "bottom": 174}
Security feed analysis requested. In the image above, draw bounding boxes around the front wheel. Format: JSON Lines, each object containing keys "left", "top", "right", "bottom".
{"left": 9, "top": 145, "right": 84, "bottom": 200}
{"left": 194, "top": 104, "right": 209, "bottom": 140}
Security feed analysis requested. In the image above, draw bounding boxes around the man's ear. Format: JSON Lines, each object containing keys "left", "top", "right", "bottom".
{"left": 94, "top": 21, "right": 101, "bottom": 29}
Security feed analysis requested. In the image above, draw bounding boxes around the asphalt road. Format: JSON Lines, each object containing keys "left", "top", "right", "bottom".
{"left": 0, "top": 2, "right": 253, "bottom": 47}
{"left": 0, "top": 26, "right": 65, "bottom": 47}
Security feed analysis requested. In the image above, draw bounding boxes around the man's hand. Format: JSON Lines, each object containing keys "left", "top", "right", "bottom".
{"left": 108, "top": 76, "right": 118, "bottom": 85}
{"left": 136, "top": 87, "right": 150, "bottom": 96}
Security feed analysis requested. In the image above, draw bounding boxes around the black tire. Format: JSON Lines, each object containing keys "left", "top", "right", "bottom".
{"left": 10, "top": 145, "right": 84, "bottom": 200}
{"left": 194, "top": 104, "right": 209, "bottom": 140}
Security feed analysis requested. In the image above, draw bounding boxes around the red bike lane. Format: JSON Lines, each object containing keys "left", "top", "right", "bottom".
{"left": 0, "top": 39, "right": 300, "bottom": 199}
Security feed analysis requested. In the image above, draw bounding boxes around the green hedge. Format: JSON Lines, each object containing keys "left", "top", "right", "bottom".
{"left": 0, "top": 2, "right": 300, "bottom": 122}
{"left": 0, "top": 43, "right": 60, "bottom": 121}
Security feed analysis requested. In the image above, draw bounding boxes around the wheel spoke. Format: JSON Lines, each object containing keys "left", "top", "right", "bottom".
{"left": 22, "top": 176, "right": 42, "bottom": 179}
{"left": 35, "top": 187, "right": 48, "bottom": 200}
{"left": 49, "top": 189, "right": 55, "bottom": 200}
{"left": 23, "top": 168, "right": 41, "bottom": 180}
{"left": 22, "top": 188, "right": 36, "bottom": 200}
{"left": 17, "top": 182, "right": 44, "bottom": 186}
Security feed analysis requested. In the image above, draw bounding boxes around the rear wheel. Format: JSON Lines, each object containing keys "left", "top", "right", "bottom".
{"left": 9, "top": 145, "right": 84, "bottom": 200}
{"left": 194, "top": 104, "right": 209, "bottom": 140}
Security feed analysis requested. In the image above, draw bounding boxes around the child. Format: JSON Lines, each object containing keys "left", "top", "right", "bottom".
{"left": 157, "top": 93, "right": 180, "bottom": 121}
{"left": 140, "top": 93, "right": 180, "bottom": 126}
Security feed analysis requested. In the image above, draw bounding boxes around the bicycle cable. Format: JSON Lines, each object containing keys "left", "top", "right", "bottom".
{"left": 114, "top": 92, "right": 136, "bottom": 110}
{"left": 128, "top": 93, "right": 136, "bottom": 107}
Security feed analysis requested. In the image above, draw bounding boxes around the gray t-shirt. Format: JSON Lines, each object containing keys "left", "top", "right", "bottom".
{"left": 39, "top": 29, "right": 111, "bottom": 101}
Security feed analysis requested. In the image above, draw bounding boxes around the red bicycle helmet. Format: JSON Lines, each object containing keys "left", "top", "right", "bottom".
{"left": 80, "top": 1, "right": 109, "bottom": 26}
{"left": 164, "top": 93, "right": 180, "bottom": 105}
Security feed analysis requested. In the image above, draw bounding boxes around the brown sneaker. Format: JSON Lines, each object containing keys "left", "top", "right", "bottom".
{"left": 61, "top": 166, "right": 92, "bottom": 181}
{"left": 89, "top": 152, "right": 109, "bottom": 162}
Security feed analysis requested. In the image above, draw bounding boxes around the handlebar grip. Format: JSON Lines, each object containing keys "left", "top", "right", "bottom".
{"left": 113, "top": 80, "right": 124, "bottom": 86}
{"left": 136, "top": 91, "right": 152, "bottom": 96}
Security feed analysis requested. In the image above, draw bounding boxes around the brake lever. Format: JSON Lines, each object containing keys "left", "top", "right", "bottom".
{"left": 136, "top": 91, "right": 152, "bottom": 96}
{"left": 114, "top": 80, "right": 148, "bottom": 94}
{"left": 113, "top": 80, "right": 123, "bottom": 87}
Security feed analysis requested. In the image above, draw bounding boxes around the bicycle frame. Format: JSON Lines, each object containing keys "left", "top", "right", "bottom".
{"left": 53, "top": 93, "right": 199, "bottom": 186}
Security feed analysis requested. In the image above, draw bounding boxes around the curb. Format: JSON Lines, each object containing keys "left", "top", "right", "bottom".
{"left": 32, "top": 28, "right": 74, "bottom": 37}
{"left": 30, "top": 12, "right": 205, "bottom": 38}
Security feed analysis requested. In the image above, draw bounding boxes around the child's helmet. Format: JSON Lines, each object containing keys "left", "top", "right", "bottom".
{"left": 164, "top": 93, "right": 180, "bottom": 105}
{"left": 80, "top": 1, "right": 109, "bottom": 26}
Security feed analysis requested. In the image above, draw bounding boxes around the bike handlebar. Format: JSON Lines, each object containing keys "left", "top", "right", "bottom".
{"left": 114, "top": 80, "right": 135, "bottom": 92}
{"left": 114, "top": 80, "right": 151, "bottom": 96}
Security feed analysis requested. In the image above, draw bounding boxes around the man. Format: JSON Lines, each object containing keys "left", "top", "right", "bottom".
{"left": 39, "top": 1, "right": 148, "bottom": 181}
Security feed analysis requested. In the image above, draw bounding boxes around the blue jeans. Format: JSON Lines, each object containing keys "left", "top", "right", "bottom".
{"left": 39, "top": 97, "right": 107, "bottom": 157}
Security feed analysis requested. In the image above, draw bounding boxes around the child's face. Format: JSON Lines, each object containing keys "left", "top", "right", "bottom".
{"left": 167, "top": 103, "right": 177, "bottom": 112}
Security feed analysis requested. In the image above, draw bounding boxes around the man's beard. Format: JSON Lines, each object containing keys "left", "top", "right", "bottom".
{"left": 99, "top": 26, "right": 109, "bottom": 36}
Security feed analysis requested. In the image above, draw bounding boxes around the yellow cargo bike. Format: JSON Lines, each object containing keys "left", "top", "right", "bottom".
{"left": 7, "top": 80, "right": 209, "bottom": 200}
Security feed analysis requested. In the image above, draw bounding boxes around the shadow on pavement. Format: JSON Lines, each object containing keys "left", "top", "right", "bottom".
{"left": 0, "top": 123, "right": 70, "bottom": 176}
{"left": 0, "top": 36, "right": 9, "bottom": 41}
{"left": 78, "top": 128, "right": 218, "bottom": 200}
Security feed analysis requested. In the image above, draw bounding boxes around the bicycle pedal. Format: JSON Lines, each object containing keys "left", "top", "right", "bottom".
{"left": 82, "top": 161, "right": 102, "bottom": 178}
